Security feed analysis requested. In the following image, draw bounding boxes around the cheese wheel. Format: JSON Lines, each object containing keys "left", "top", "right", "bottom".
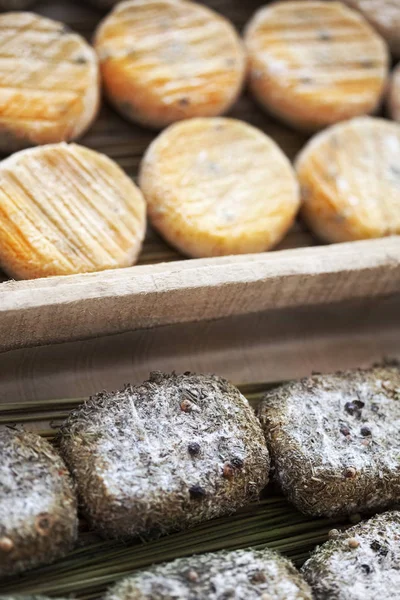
{"left": 139, "top": 117, "right": 300, "bottom": 258}
{"left": 0, "top": 12, "right": 100, "bottom": 152}
{"left": 296, "top": 116, "right": 400, "bottom": 243}
{"left": 244, "top": 1, "right": 389, "bottom": 131}
{"left": 344, "top": 0, "right": 400, "bottom": 58}
{"left": 94, "top": 0, "right": 246, "bottom": 129}
{"left": 389, "top": 63, "right": 400, "bottom": 122}
{"left": 0, "top": 143, "right": 146, "bottom": 279}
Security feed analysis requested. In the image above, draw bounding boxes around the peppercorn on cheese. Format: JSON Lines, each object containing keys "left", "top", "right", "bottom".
{"left": 244, "top": 2, "right": 389, "bottom": 131}
{"left": 257, "top": 366, "right": 400, "bottom": 517}
{"left": 94, "top": 0, "right": 246, "bottom": 129}
{"left": 389, "top": 63, "right": 400, "bottom": 122}
{"left": 139, "top": 117, "right": 300, "bottom": 257}
{"left": 0, "top": 427, "right": 78, "bottom": 578}
{"left": 59, "top": 372, "right": 270, "bottom": 540}
{"left": 0, "top": 12, "right": 99, "bottom": 152}
{"left": 302, "top": 511, "right": 400, "bottom": 600}
{"left": 344, "top": 0, "right": 400, "bottom": 58}
{"left": 106, "top": 547, "right": 313, "bottom": 600}
{"left": 0, "top": 143, "right": 146, "bottom": 279}
{"left": 295, "top": 117, "right": 400, "bottom": 243}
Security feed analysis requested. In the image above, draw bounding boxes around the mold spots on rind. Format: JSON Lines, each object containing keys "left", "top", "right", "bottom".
{"left": 58, "top": 372, "right": 269, "bottom": 540}
{"left": 302, "top": 511, "right": 400, "bottom": 600}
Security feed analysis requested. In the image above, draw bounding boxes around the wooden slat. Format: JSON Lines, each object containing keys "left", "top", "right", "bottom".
{"left": 1, "top": 291, "right": 399, "bottom": 405}
{"left": 1, "top": 239, "right": 399, "bottom": 352}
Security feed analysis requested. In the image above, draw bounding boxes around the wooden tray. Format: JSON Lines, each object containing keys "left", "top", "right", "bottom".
{"left": 1, "top": 0, "right": 400, "bottom": 354}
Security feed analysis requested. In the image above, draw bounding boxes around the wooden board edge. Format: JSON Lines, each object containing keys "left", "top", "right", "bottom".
{"left": 0, "top": 237, "right": 399, "bottom": 353}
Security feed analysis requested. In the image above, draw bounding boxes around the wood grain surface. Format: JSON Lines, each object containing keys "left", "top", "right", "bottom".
{"left": 1, "top": 237, "right": 400, "bottom": 352}
{"left": 0, "top": 290, "right": 399, "bottom": 414}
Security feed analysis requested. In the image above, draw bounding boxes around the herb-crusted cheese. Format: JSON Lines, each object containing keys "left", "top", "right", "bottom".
{"left": 258, "top": 366, "right": 400, "bottom": 517}
{"left": 59, "top": 372, "right": 270, "bottom": 539}
{"left": 0, "top": 12, "right": 99, "bottom": 151}
{"left": 106, "top": 547, "right": 313, "bottom": 600}
{"left": 295, "top": 116, "right": 400, "bottom": 243}
{"left": 0, "top": 428, "right": 78, "bottom": 578}
{"left": 302, "top": 511, "right": 400, "bottom": 599}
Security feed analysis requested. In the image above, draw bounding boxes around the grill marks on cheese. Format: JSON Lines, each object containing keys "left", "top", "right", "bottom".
{"left": 139, "top": 117, "right": 300, "bottom": 258}
{"left": 244, "top": 1, "right": 389, "bottom": 131}
{"left": 296, "top": 117, "right": 400, "bottom": 243}
{"left": 94, "top": 0, "right": 245, "bottom": 128}
{"left": 0, "top": 143, "right": 146, "bottom": 279}
{"left": 0, "top": 12, "right": 99, "bottom": 150}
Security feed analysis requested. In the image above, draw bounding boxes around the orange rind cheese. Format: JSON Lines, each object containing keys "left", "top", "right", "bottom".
{"left": 244, "top": 1, "right": 389, "bottom": 131}
{"left": 94, "top": 0, "right": 246, "bottom": 129}
{"left": 139, "top": 117, "right": 300, "bottom": 258}
{"left": 0, "top": 143, "right": 146, "bottom": 279}
{"left": 344, "top": 0, "right": 400, "bottom": 58}
{"left": 0, "top": 12, "right": 100, "bottom": 152}
{"left": 296, "top": 116, "right": 400, "bottom": 243}
{"left": 389, "top": 63, "right": 400, "bottom": 122}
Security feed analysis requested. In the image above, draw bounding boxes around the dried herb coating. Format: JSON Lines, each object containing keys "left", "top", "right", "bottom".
{"left": 106, "top": 547, "right": 312, "bottom": 600}
{"left": 257, "top": 367, "right": 400, "bottom": 516}
{"left": 59, "top": 372, "right": 269, "bottom": 539}
{"left": 0, "top": 428, "right": 78, "bottom": 578}
{"left": 302, "top": 511, "right": 400, "bottom": 599}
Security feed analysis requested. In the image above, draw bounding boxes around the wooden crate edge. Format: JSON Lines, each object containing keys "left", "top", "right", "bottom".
{"left": 0, "top": 237, "right": 399, "bottom": 353}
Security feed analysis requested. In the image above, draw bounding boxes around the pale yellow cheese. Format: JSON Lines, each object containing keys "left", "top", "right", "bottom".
{"left": 139, "top": 117, "right": 300, "bottom": 258}
{"left": 94, "top": 0, "right": 245, "bottom": 129}
{"left": 244, "top": 1, "right": 389, "bottom": 131}
{"left": 296, "top": 117, "right": 400, "bottom": 242}
{"left": 0, "top": 12, "right": 100, "bottom": 151}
